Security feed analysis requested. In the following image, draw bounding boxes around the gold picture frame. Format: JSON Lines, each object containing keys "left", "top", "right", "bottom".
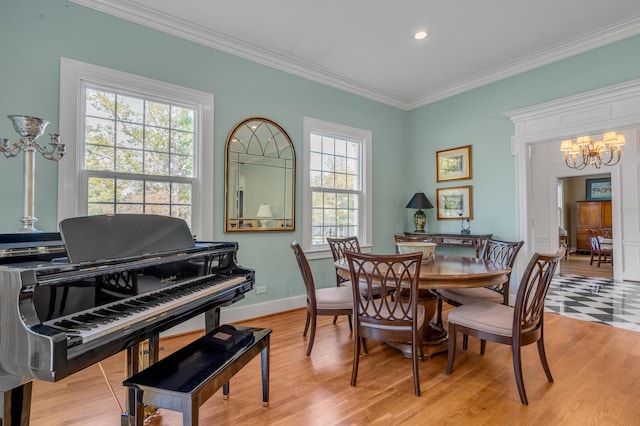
{"left": 436, "top": 145, "right": 472, "bottom": 182}
{"left": 437, "top": 185, "right": 473, "bottom": 220}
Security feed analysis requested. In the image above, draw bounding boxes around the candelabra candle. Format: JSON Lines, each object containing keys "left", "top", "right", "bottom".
{"left": 1, "top": 115, "right": 65, "bottom": 232}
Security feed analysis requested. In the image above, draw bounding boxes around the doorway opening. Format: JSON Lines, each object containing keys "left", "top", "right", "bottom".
{"left": 558, "top": 174, "right": 612, "bottom": 280}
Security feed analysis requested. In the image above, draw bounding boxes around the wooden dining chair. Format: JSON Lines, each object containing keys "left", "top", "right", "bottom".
{"left": 327, "top": 236, "right": 383, "bottom": 301}
{"left": 445, "top": 248, "right": 565, "bottom": 405}
{"left": 345, "top": 251, "right": 425, "bottom": 396}
{"left": 436, "top": 239, "right": 523, "bottom": 349}
{"left": 327, "top": 236, "right": 361, "bottom": 325}
{"left": 587, "top": 229, "right": 613, "bottom": 267}
{"left": 326, "top": 236, "right": 361, "bottom": 289}
{"left": 290, "top": 241, "right": 353, "bottom": 356}
{"left": 438, "top": 239, "right": 523, "bottom": 306}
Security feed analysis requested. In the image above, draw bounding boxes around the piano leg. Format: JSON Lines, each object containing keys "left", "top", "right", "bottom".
{"left": 1, "top": 381, "right": 32, "bottom": 426}
{"left": 204, "top": 307, "right": 221, "bottom": 333}
{"left": 122, "top": 337, "right": 162, "bottom": 426}
{"left": 123, "top": 343, "right": 141, "bottom": 426}
{"left": 148, "top": 335, "right": 160, "bottom": 365}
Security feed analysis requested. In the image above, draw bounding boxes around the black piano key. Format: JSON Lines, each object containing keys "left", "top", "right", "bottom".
{"left": 123, "top": 301, "right": 148, "bottom": 311}
{"left": 94, "top": 308, "right": 125, "bottom": 319}
{"left": 71, "top": 313, "right": 114, "bottom": 325}
{"left": 53, "top": 319, "right": 96, "bottom": 331}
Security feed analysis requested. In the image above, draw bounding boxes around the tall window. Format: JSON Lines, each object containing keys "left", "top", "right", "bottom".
{"left": 59, "top": 59, "right": 214, "bottom": 239}
{"left": 84, "top": 87, "right": 195, "bottom": 224}
{"left": 303, "top": 117, "right": 372, "bottom": 256}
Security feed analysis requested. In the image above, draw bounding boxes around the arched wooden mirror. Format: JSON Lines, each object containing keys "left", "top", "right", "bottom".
{"left": 225, "top": 117, "right": 295, "bottom": 232}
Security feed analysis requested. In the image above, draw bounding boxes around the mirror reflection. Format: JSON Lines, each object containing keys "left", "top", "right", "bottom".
{"left": 225, "top": 117, "right": 295, "bottom": 232}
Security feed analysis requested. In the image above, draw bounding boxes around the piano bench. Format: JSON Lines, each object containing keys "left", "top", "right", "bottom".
{"left": 123, "top": 325, "right": 271, "bottom": 426}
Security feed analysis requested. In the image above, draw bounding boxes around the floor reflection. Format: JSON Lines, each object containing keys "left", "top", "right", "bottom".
{"left": 547, "top": 274, "right": 640, "bottom": 331}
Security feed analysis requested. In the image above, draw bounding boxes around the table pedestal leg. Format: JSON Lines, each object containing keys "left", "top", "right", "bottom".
{"left": 387, "top": 289, "right": 448, "bottom": 359}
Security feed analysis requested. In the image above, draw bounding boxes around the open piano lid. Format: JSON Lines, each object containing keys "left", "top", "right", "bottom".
{"left": 59, "top": 214, "right": 196, "bottom": 263}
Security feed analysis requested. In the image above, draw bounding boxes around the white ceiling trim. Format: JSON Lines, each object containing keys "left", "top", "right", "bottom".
{"left": 72, "top": 1, "right": 640, "bottom": 111}
{"left": 408, "top": 16, "right": 640, "bottom": 109}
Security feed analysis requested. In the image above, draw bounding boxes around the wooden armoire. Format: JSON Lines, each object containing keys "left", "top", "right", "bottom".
{"left": 576, "top": 200, "right": 612, "bottom": 253}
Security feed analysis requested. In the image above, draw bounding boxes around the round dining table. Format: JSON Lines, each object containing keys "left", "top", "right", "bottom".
{"left": 335, "top": 254, "right": 511, "bottom": 358}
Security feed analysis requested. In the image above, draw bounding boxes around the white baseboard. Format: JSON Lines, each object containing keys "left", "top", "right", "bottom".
{"left": 220, "top": 294, "right": 306, "bottom": 323}
{"left": 162, "top": 295, "right": 306, "bottom": 336}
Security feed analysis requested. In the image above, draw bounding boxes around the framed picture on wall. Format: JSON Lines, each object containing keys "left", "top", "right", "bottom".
{"left": 436, "top": 145, "right": 472, "bottom": 182}
{"left": 437, "top": 185, "right": 473, "bottom": 219}
{"left": 586, "top": 178, "right": 611, "bottom": 201}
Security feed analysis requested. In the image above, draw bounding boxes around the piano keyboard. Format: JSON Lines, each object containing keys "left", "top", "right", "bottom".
{"left": 43, "top": 273, "right": 246, "bottom": 347}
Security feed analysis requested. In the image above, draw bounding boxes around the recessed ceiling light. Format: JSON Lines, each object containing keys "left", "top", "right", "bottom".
{"left": 414, "top": 31, "right": 428, "bottom": 40}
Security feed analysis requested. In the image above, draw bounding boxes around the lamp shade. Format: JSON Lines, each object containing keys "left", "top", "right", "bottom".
{"left": 406, "top": 192, "right": 433, "bottom": 210}
{"left": 256, "top": 203, "right": 274, "bottom": 218}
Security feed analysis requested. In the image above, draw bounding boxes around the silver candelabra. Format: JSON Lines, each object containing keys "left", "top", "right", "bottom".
{"left": 1, "top": 115, "right": 65, "bottom": 232}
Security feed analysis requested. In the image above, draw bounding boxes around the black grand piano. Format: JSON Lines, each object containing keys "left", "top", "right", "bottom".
{"left": 0, "top": 214, "right": 254, "bottom": 425}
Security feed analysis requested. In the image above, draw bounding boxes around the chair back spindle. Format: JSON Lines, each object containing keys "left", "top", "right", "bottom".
{"left": 327, "top": 236, "right": 361, "bottom": 286}
{"left": 480, "top": 239, "right": 524, "bottom": 302}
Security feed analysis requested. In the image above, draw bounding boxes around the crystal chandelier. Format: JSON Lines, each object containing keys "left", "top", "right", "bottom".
{"left": 560, "top": 131, "right": 625, "bottom": 170}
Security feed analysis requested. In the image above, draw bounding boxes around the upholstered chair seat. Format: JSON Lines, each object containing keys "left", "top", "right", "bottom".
{"left": 447, "top": 301, "right": 535, "bottom": 336}
{"left": 446, "top": 248, "right": 565, "bottom": 405}
{"left": 437, "top": 287, "right": 504, "bottom": 306}
{"left": 315, "top": 286, "right": 354, "bottom": 310}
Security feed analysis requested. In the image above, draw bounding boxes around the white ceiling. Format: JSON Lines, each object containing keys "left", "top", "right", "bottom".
{"left": 72, "top": 0, "right": 640, "bottom": 110}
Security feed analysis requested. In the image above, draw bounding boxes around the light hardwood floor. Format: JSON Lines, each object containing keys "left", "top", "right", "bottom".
{"left": 559, "top": 252, "right": 613, "bottom": 279}
{"left": 30, "top": 291, "right": 638, "bottom": 425}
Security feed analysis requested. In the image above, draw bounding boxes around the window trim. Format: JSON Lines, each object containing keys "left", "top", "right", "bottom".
{"left": 302, "top": 117, "right": 372, "bottom": 259}
{"left": 59, "top": 58, "right": 214, "bottom": 239}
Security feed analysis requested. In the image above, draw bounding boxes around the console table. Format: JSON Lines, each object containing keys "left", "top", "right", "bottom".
{"left": 404, "top": 233, "right": 492, "bottom": 258}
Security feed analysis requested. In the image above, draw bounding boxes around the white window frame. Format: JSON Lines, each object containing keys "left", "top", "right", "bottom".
{"left": 58, "top": 58, "right": 214, "bottom": 239}
{"left": 302, "top": 117, "right": 372, "bottom": 259}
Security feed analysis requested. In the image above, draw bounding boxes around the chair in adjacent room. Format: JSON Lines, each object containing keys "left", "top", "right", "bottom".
{"left": 587, "top": 229, "right": 613, "bottom": 267}
{"left": 445, "top": 248, "right": 565, "bottom": 405}
{"left": 345, "top": 251, "right": 425, "bottom": 396}
{"left": 290, "top": 241, "right": 353, "bottom": 356}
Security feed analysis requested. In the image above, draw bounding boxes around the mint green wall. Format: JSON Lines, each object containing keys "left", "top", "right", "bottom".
{"left": 2, "top": 1, "right": 640, "bottom": 310}
{"left": 407, "top": 34, "right": 640, "bottom": 243}
{"left": 0, "top": 0, "right": 407, "bottom": 307}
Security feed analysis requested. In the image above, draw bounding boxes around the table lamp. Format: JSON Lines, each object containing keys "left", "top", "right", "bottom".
{"left": 256, "top": 203, "right": 274, "bottom": 228}
{"left": 406, "top": 192, "right": 433, "bottom": 233}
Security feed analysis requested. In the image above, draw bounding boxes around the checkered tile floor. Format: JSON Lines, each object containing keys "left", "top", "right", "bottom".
{"left": 546, "top": 274, "right": 640, "bottom": 331}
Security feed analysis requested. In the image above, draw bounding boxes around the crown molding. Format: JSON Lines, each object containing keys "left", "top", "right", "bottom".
{"left": 69, "top": 0, "right": 408, "bottom": 109}
{"left": 71, "top": 1, "right": 640, "bottom": 111}
{"left": 503, "top": 77, "right": 640, "bottom": 144}
{"left": 408, "top": 16, "right": 640, "bottom": 109}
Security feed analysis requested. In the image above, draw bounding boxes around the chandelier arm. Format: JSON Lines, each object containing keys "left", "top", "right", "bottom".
{"left": 564, "top": 156, "right": 587, "bottom": 170}
{"left": 0, "top": 140, "right": 24, "bottom": 158}
{"left": 605, "top": 152, "right": 622, "bottom": 166}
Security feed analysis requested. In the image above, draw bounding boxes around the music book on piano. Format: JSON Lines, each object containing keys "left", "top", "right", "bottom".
{"left": 206, "top": 325, "right": 254, "bottom": 351}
